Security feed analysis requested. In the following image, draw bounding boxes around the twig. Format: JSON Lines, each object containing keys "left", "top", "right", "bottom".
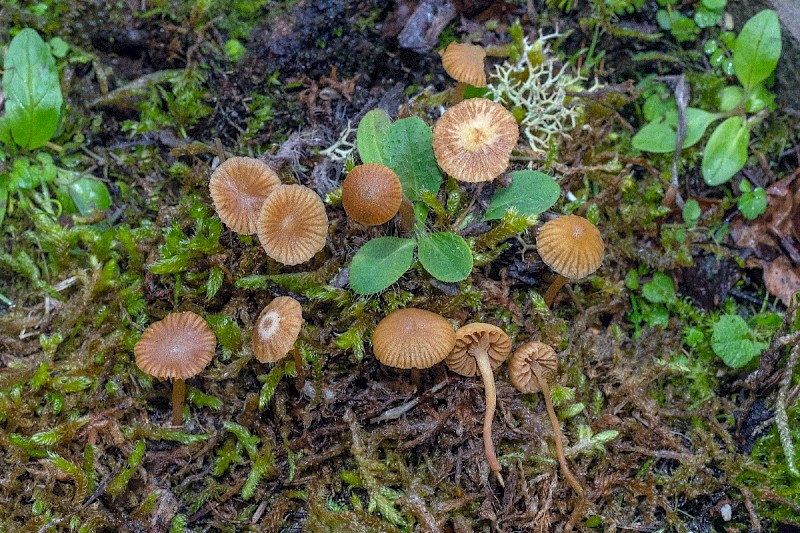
{"left": 370, "top": 380, "right": 448, "bottom": 423}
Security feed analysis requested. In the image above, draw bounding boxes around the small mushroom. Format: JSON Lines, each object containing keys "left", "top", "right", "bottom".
{"left": 432, "top": 98, "right": 519, "bottom": 183}
{"left": 536, "top": 215, "right": 605, "bottom": 308}
{"left": 257, "top": 184, "right": 329, "bottom": 266}
{"left": 253, "top": 296, "right": 306, "bottom": 388}
{"left": 372, "top": 308, "right": 456, "bottom": 387}
{"left": 440, "top": 42, "right": 487, "bottom": 103}
{"left": 209, "top": 156, "right": 281, "bottom": 235}
{"left": 342, "top": 163, "right": 413, "bottom": 230}
{"left": 445, "top": 323, "right": 511, "bottom": 483}
{"left": 134, "top": 311, "right": 217, "bottom": 426}
{"left": 509, "top": 342, "right": 585, "bottom": 504}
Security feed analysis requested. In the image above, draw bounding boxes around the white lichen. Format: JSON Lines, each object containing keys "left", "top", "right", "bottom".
{"left": 486, "top": 31, "right": 596, "bottom": 153}
{"left": 319, "top": 119, "right": 357, "bottom": 162}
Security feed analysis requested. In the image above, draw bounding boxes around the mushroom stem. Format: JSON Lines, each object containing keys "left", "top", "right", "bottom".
{"left": 474, "top": 349, "right": 503, "bottom": 483}
{"left": 410, "top": 367, "right": 421, "bottom": 389}
{"left": 453, "top": 81, "right": 467, "bottom": 104}
{"left": 290, "top": 347, "right": 305, "bottom": 390}
{"left": 543, "top": 274, "right": 568, "bottom": 308}
{"left": 171, "top": 378, "right": 186, "bottom": 427}
{"left": 530, "top": 363, "right": 585, "bottom": 501}
{"left": 398, "top": 195, "right": 415, "bottom": 234}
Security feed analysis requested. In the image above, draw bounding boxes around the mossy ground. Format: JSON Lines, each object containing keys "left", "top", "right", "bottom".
{"left": 1, "top": 0, "right": 799, "bottom": 531}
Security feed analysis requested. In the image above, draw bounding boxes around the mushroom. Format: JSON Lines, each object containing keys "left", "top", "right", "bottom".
{"left": 134, "top": 311, "right": 217, "bottom": 426}
{"left": 253, "top": 296, "right": 306, "bottom": 388}
{"left": 441, "top": 42, "right": 487, "bottom": 103}
{"left": 257, "top": 184, "right": 329, "bottom": 266}
{"left": 445, "top": 323, "right": 511, "bottom": 483}
{"left": 209, "top": 156, "right": 281, "bottom": 234}
{"left": 536, "top": 215, "right": 605, "bottom": 308}
{"left": 372, "top": 308, "right": 456, "bottom": 387}
{"left": 509, "top": 342, "right": 585, "bottom": 504}
{"left": 342, "top": 163, "right": 413, "bottom": 231}
{"left": 432, "top": 98, "right": 519, "bottom": 183}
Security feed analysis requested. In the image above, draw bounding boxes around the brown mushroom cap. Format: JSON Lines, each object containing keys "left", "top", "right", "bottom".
{"left": 134, "top": 311, "right": 217, "bottom": 380}
{"left": 509, "top": 342, "right": 558, "bottom": 394}
{"left": 445, "top": 323, "right": 512, "bottom": 377}
{"left": 432, "top": 98, "right": 519, "bottom": 183}
{"left": 253, "top": 296, "right": 304, "bottom": 363}
{"left": 441, "top": 42, "right": 487, "bottom": 87}
{"left": 209, "top": 157, "right": 281, "bottom": 235}
{"left": 536, "top": 215, "right": 605, "bottom": 280}
{"left": 342, "top": 163, "right": 403, "bottom": 226}
{"left": 257, "top": 184, "right": 329, "bottom": 266}
{"left": 373, "top": 308, "right": 456, "bottom": 370}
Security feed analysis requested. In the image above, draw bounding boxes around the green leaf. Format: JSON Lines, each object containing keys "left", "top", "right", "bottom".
{"left": 384, "top": 117, "right": 442, "bottom": 200}
{"left": 694, "top": 7, "right": 722, "bottom": 29}
{"left": 69, "top": 177, "right": 112, "bottom": 215}
{"left": 641, "top": 272, "right": 676, "bottom": 304}
{"left": 733, "top": 10, "right": 781, "bottom": 90}
{"left": 484, "top": 170, "right": 560, "bottom": 221}
{"left": 718, "top": 86, "right": 744, "bottom": 112}
{"left": 356, "top": 109, "right": 391, "bottom": 164}
{"left": 702, "top": 116, "right": 749, "bottom": 186}
{"left": 737, "top": 186, "right": 767, "bottom": 220}
{"left": 711, "top": 314, "right": 767, "bottom": 368}
{"left": 417, "top": 232, "right": 473, "bottom": 282}
{"left": 349, "top": 237, "right": 416, "bottom": 295}
{"left": 682, "top": 199, "right": 701, "bottom": 228}
{"left": 206, "top": 266, "right": 224, "bottom": 299}
{"left": 224, "top": 39, "right": 246, "bottom": 62}
{"left": 632, "top": 108, "right": 719, "bottom": 153}
{"left": 2, "top": 28, "right": 64, "bottom": 149}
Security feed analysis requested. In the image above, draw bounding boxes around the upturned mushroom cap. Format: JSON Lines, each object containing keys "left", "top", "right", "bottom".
{"left": 445, "top": 323, "right": 511, "bottom": 377}
{"left": 135, "top": 311, "right": 217, "bottom": 380}
{"left": 209, "top": 157, "right": 281, "bottom": 235}
{"left": 441, "top": 42, "right": 487, "bottom": 87}
{"left": 373, "top": 308, "right": 456, "bottom": 370}
{"left": 509, "top": 342, "right": 558, "bottom": 394}
{"left": 253, "top": 296, "right": 304, "bottom": 363}
{"left": 536, "top": 215, "right": 605, "bottom": 279}
{"left": 432, "top": 98, "right": 519, "bottom": 183}
{"left": 342, "top": 163, "right": 403, "bottom": 226}
{"left": 257, "top": 184, "right": 329, "bottom": 266}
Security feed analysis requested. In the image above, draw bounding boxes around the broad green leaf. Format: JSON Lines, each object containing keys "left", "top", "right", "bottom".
{"left": 682, "top": 199, "right": 701, "bottom": 228}
{"left": 2, "top": 28, "right": 63, "bottom": 149}
{"left": 384, "top": 117, "right": 442, "bottom": 200}
{"left": 737, "top": 186, "right": 767, "bottom": 220}
{"left": 702, "top": 116, "right": 749, "bottom": 186}
{"left": 733, "top": 10, "right": 781, "bottom": 90}
{"left": 718, "top": 86, "right": 744, "bottom": 112}
{"left": 711, "top": 314, "right": 767, "bottom": 368}
{"left": 632, "top": 108, "right": 719, "bottom": 153}
{"left": 417, "top": 232, "right": 473, "bottom": 283}
{"left": 641, "top": 272, "right": 675, "bottom": 304}
{"left": 356, "top": 109, "right": 391, "bottom": 164}
{"left": 349, "top": 237, "right": 416, "bottom": 295}
{"left": 484, "top": 170, "right": 560, "bottom": 221}
{"left": 69, "top": 177, "right": 112, "bottom": 215}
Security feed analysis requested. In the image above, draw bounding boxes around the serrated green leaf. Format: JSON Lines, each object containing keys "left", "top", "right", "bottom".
{"left": 31, "top": 428, "right": 63, "bottom": 447}
{"left": 702, "top": 116, "right": 749, "bottom": 186}
{"left": 2, "top": 28, "right": 63, "bottom": 149}
{"left": 711, "top": 314, "right": 767, "bottom": 368}
{"left": 258, "top": 364, "right": 285, "bottom": 409}
{"left": 206, "top": 266, "right": 224, "bottom": 299}
{"left": 384, "top": 117, "right": 442, "bottom": 200}
{"left": 641, "top": 272, "right": 676, "bottom": 304}
{"left": 737, "top": 187, "right": 767, "bottom": 220}
{"left": 356, "top": 109, "right": 391, "bottom": 164}
{"left": 733, "top": 10, "right": 782, "bottom": 90}
{"left": 349, "top": 237, "right": 416, "bottom": 295}
{"left": 417, "top": 232, "right": 473, "bottom": 282}
{"left": 484, "top": 170, "right": 560, "bottom": 220}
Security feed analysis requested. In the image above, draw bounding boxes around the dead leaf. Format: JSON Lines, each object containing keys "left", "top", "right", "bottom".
{"left": 763, "top": 256, "right": 800, "bottom": 306}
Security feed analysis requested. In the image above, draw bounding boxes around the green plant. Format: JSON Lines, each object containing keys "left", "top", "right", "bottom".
{"left": 347, "top": 109, "right": 558, "bottom": 295}
{"left": 633, "top": 10, "right": 782, "bottom": 187}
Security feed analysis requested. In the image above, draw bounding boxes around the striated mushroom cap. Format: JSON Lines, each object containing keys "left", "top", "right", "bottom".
{"left": 536, "top": 215, "right": 605, "bottom": 280}
{"left": 253, "top": 296, "right": 304, "bottom": 363}
{"left": 257, "top": 184, "right": 329, "bottom": 266}
{"left": 445, "top": 323, "right": 511, "bottom": 377}
{"left": 135, "top": 311, "right": 216, "bottom": 380}
{"left": 373, "top": 308, "right": 456, "bottom": 370}
{"left": 342, "top": 163, "right": 403, "bottom": 226}
{"left": 432, "top": 98, "right": 519, "bottom": 183}
{"left": 509, "top": 341, "right": 558, "bottom": 394}
{"left": 209, "top": 157, "right": 281, "bottom": 235}
{"left": 441, "top": 42, "right": 487, "bottom": 87}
